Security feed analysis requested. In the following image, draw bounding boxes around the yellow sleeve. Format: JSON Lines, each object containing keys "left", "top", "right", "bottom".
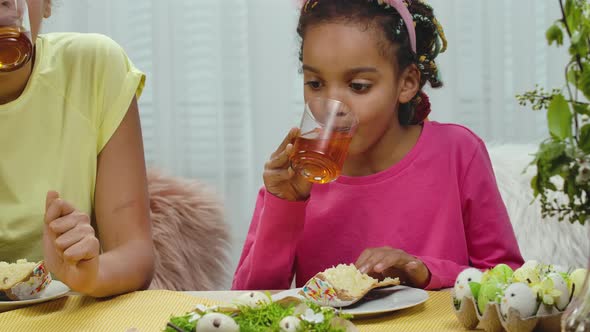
{"left": 92, "top": 34, "right": 146, "bottom": 152}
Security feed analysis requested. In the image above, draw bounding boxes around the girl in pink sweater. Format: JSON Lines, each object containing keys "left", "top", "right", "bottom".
{"left": 233, "top": 0, "right": 523, "bottom": 290}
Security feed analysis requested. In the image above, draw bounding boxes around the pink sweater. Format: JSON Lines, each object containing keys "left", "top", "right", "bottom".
{"left": 233, "top": 122, "right": 524, "bottom": 290}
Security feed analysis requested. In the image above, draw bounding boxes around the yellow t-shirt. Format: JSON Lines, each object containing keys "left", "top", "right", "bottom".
{"left": 0, "top": 33, "right": 145, "bottom": 262}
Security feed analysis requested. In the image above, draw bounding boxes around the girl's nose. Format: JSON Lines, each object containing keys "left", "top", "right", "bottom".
{"left": 324, "top": 87, "right": 346, "bottom": 104}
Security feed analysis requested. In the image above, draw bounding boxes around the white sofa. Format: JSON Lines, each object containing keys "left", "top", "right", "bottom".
{"left": 488, "top": 144, "right": 589, "bottom": 270}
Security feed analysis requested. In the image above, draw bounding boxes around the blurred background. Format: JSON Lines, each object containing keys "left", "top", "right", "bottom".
{"left": 44, "top": 0, "right": 568, "bottom": 286}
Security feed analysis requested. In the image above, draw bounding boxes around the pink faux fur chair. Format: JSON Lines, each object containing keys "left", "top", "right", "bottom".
{"left": 146, "top": 169, "right": 231, "bottom": 291}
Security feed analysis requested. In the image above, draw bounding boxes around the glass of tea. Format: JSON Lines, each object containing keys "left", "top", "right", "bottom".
{"left": 0, "top": 0, "right": 33, "bottom": 72}
{"left": 290, "top": 97, "right": 358, "bottom": 184}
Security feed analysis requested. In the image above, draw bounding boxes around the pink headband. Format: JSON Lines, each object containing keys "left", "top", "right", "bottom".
{"left": 299, "top": 0, "right": 417, "bottom": 54}
{"left": 380, "top": 0, "right": 416, "bottom": 54}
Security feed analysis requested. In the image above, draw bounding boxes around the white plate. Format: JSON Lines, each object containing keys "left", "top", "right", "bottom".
{"left": 272, "top": 285, "right": 429, "bottom": 318}
{"left": 0, "top": 281, "right": 70, "bottom": 312}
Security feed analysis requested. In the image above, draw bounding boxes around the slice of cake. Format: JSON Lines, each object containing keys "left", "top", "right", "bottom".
{"left": 300, "top": 264, "right": 399, "bottom": 307}
{"left": 0, "top": 260, "right": 51, "bottom": 301}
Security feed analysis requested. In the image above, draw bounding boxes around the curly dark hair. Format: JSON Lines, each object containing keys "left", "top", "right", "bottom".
{"left": 297, "top": 0, "right": 447, "bottom": 125}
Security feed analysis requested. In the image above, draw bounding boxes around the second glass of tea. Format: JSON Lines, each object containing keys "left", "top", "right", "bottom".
{"left": 0, "top": 0, "right": 33, "bottom": 72}
{"left": 290, "top": 97, "right": 358, "bottom": 184}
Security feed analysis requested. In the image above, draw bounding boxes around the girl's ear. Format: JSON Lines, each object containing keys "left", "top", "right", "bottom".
{"left": 43, "top": 0, "right": 52, "bottom": 19}
{"left": 398, "top": 64, "right": 420, "bottom": 104}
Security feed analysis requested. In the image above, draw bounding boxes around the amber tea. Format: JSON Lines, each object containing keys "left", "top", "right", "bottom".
{"left": 0, "top": 26, "right": 32, "bottom": 72}
{"left": 0, "top": 0, "right": 33, "bottom": 72}
{"left": 291, "top": 129, "right": 353, "bottom": 184}
{"left": 290, "top": 98, "right": 357, "bottom": 184}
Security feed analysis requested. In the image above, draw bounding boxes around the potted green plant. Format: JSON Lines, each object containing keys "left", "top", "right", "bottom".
{"left": 516, "top": 0, "right": 589, "bottom": 330}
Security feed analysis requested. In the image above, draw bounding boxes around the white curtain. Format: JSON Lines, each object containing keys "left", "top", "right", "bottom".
{"left": 43, "top": 0, "right": 567, "bottom": 288}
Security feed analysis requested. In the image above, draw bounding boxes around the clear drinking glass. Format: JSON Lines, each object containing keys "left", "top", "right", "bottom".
{"left": 0, "top": 0, "right": 33, "bottom": 72}
{"left": 290, "top": 97, "right": 358, "bottom": 184}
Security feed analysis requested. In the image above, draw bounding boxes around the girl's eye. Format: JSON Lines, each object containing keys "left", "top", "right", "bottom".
{"left": 350, "top": 82, "right": 371, "bottom": 92}
{"left": 305, "top": 81, "right": 322, "bottom": 89}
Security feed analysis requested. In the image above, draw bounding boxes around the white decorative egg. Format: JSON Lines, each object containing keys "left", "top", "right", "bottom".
{"left": 454, "top": 268, "right": 483, "bottom": 300}
{"left": 521, "top": 260, "right": 539, "bottom": 270}
{"left": 548, "top": 273, "right": 570, "bottom": 310}
{"left": 569, "top": 268, "right": 587, "bottom": 297}
{"left": 500, "top": 283, "right": 537, "bottom": 319}
{"left": 279, "top": 316, "right": 301, "bottom": 332}
{"left": 234, "top": 291, "right": 270, "bottom": 308}
{"left": 196, "top": 313, "right": 239, "bottom": 332}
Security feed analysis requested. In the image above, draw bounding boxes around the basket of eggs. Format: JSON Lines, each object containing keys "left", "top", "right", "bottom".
{"left": 452, "top": 261, "right": 588, "bottom": 332}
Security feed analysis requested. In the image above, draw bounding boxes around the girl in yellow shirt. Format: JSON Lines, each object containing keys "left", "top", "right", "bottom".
{"left": 0, "top": 0, "right": 155, "bottom": 297}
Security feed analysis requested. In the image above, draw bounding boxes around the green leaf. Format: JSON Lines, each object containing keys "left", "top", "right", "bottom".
{"left": 547, "top": 94, "right": 573, "bottom": 140}
{"left": 572, "top": 30, "right": 581, "bottom": 44}
{"left": 533, "top": 140, "right": 570, "bottom": 196}
{"left": 538, "top": 140, "right": 567, "bottom": 162}
{"left": 566, "top": 0, "right": 582, "bottom": 30}
{"left": 580, "top": 124, "right": 590, "bottom": 153}
{"left": 546, "top": 24, "right": 564, "bottom": 46}
{"left": 565, "top": 0, "right": 573, "bottom": 15}
{"left": 569, "top": 42, "right": 588, "bottom": 59}
{"left": 564, "top": 179, "right": 577, "bottom": 202}
{"left": 573, "top": 103, "right": 590, "bottom": 116}
{"left": 531, "top": 175, "right": 540, "bottom": 197}
{"left": 568, "top": 66, "right": 578, "bottom": 85}
{"left": 578, "top": 66, "right": 590, "bottom": 100}
{"left": 569, "top": 64, "right": 590, "bottom": 99}
{"left": 566, "top": 171, "right": 578, "bottom": 201}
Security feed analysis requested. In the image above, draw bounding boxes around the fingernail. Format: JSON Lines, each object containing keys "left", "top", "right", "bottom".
{"left": 359, "top": 266, "right": 368, "bottom": 273}
{"left": 374, "top": 263, "right": 384, "bottom": 271}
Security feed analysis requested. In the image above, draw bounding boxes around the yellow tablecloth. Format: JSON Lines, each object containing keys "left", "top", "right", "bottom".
{"left": 0, "top": 290, "right": 477, "bottom": 331}
{"left": 355, "top": 290, "right": 477, "bottom": 331}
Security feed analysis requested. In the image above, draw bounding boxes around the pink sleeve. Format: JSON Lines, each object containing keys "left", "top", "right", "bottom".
{"left": 420, "top": 141, "right": 524, "bottom": 290}
{"left": 232, "top": 188, "right": 308, "bottom": 290}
